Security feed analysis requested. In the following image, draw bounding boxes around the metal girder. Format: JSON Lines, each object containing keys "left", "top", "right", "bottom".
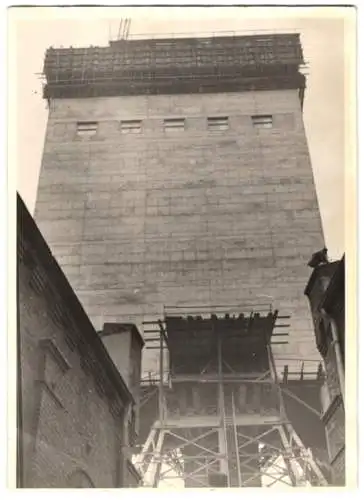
{"left": 263, "top": 457, "right": 290, "bottom": 476}
{"left": 266, "top": 472, "right": 292, "bottom": 488}
{"left": 158, "top": 320, "right": 169, "bottom": 349}
{"left": 239, "top": 453, "right": 262, "bottom": 471}
{"left": 136, "top": 427, "right": 158, "bottom": 476}
{"left": 201, "top": 359, "right": 213, "bottom": 374}
{"left": 182, "top": 457, "right": 220, "bottom": 481}
{"left": 183, "top": 474, "right": 210, "bottom": 488}
{"left": 159, "top": 464, "right": 181, "bottom": 479}
{"left": 222, "top": 360, "right": 236, "bottom": 373}
{"left": 285, "top": 423, "right": 328, "bottom": 486}
{"left": 276, "top": 425, "right": 300, "bottom": 486}
{"left": 241, "top": 470, "right": 263, "bottom": 487}
{"left": 157, "top": 415, "right": 284, "bottom": 428}
{"left": 151, "top": 430, "right": 166, "bottom": 487}
{"left": 162, "top": 449, "right": 184, "bottom": 476}
{"left": 242, "top": 459, "right": 293, "bottom": 487}
{"left": 170, "top": 373, "right": 275, "bottom": 383}
{"left": 256, "top": 370, "right": 272, "bottom": 381}
{"left": 138, "top": 308, "right": 328, "bottom": 489}
{"left": 140, "top": 387, "right": 158, "bottom": 409}
{"left": 280, "top": 387, "right": 322, "bottom": 418}
{"left": 237, "top": 427, "right": 277, "bottom": 452}
{"left": 139, "top": 422, "right": 327, "bottom": 488}
{"left": 166, "top": 429, "right": 220, "bottom": 457}
{"left": 167, "top": 428, "right": 217, "bottom": 451}
{"left": 159, "top": 461, "right": 184, "bottom": 479}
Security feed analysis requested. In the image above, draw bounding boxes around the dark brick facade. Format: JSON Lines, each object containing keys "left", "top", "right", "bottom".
{"left": 17, "top": 194, "right": 141, "bottom": 488}
{"left": 305, "top": 256, "right": 345, "bottom": 486}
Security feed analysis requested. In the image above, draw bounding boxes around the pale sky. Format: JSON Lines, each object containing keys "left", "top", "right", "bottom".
{"left": 9, "top": 6, "right": 355, "bottom": 260}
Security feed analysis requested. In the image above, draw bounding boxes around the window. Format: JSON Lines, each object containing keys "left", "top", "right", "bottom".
{"left": 121, "top": 120, "right": 142, "bottom": 134}
{"left": 76, "top": 121, "right": 98, "bottom": 137}
{"left": 208, "top": 116, "right": 229, "bottom": 131}
{"left": 252, "top": 115, "right": 273, "bottom": 129}
{"left": 164, "top": 118, "right": 185, "bottom": 132}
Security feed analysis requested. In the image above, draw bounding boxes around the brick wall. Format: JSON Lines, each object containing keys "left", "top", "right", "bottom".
{"left": 18, "top": 213, "right": 139, "bottom": 487}
{"left": 35, "top": 89, "right": 324, "bottom": 374}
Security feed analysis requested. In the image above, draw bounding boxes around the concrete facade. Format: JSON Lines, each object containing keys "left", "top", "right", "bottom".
{"left": 35, "top": 89, "right": 324, "bottom": 374}
{"left": 18, "top": 195, "right": 141, "bottom": 488}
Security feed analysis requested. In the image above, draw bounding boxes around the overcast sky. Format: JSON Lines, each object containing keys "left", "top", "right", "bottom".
{"left": 9, "top": 6, "right": 355, "bottom": 259}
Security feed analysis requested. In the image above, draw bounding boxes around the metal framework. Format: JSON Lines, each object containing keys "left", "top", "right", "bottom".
{"left": 42, "top": 33, "right": 306, "bottom": 101}
{"left": 134, "top": 306, "right": 328, "bottom": 488}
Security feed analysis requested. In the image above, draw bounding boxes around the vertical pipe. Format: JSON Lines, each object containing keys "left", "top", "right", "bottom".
{"left": 217, "top": 327, "right": 229, "bottom": 483}
{"left": 217, "top": 328, "right": 223, "bottom": 420}
{"left": 231, "top": 393, "right": 242, "bottom": 487}
{"left": 159, "top": 326, "right": 164, "bottom": 423}
{"left": 267, "top": 342, "right": 286, "bottom": 418}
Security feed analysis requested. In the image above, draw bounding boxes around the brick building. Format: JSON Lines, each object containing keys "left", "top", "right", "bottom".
{"left": 34, "top": 33, "right": 324, "bottom": 376}
{"left": 304, "top": 253, "right": 345, "bottom": 485}
{"left": 17, "top": 194, "right": 142, "bottom": 488}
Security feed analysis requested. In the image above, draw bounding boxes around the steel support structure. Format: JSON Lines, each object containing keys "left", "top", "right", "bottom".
{"left": 136, "top": 312, "right": 328, "bottom": 488}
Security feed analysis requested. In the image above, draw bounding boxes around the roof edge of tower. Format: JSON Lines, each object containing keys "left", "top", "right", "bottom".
{"left": 42, "top": 32, "right": 306, "bottom": 102}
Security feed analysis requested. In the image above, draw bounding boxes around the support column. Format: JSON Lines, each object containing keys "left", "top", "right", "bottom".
{"left": 218, "top": 427, "right": 229, "bottom": 477}
{"left": 137, "top": 427, "right": 157, "bottom": 477}
{"left": 216, "top": 327, "right": 229, "bottom": 481}
{"left": 159, "top": 322, "right": 165, "bottom": 423}
{"left": 286, "top": 423, "right": 328, "bottom": 486}
{"left": 148, "top": 430, "right": 165, "bottom": 488}
{"left": 276, "top": 425, "right": 299, "bottom": 486}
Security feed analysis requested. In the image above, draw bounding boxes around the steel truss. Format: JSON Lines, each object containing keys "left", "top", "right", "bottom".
{"left": 136, "top": 310, "right": 328, "bottom": 488}
{"left": 134, "top": 421, "right": 327, "bottom": 487}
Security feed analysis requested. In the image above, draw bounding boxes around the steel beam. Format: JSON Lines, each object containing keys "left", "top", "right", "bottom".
{"left": 281, "top": 387, "right": 322, "bottom": 418}
{"left": 167, "top": 430, "right": 221, "bottom": 458}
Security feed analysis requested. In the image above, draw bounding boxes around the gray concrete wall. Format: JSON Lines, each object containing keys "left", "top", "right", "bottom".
{"left": 35, "top": 89, "right": 325, "bottom": 374}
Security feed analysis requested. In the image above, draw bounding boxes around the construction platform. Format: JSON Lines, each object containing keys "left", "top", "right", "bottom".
{"left": 42, "top": 33, "right": 306, "bottom": 101}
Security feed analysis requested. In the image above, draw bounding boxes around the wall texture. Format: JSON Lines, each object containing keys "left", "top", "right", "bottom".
{"left": 304, "top": 258, "right": 345, "bottom": 486}
{"left": 35, "top": 89, "right": 325, "bottom": 374}
{"left": 18, "top": 196, "right": 140, "bottom": 488}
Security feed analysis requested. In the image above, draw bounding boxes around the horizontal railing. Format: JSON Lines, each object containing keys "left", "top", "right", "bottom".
{"left": 110, "top": 28, "right": 300, "bottom": 42}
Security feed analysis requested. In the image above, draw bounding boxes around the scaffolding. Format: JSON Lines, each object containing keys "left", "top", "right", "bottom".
{"left": 42, "top": 33, "right": 306, "bottom": 101}
{"left": 134, "top": 306, "right": 329, "bottom": 488}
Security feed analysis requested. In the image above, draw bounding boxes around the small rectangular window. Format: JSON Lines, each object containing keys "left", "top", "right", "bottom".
{"left": 164, "top": 118, "right": 185, "bottom": 132}
{"left": 77, "top": 121, "right": 98, "bottom": 137}
{"left": 121, "top": 120, "right": 142, "bottom": 134}
{"left": 208, "top": 117, "right": 229, "bottom": 131}
{"left": 252, "top": 115, "right": 273, "bottom": 129}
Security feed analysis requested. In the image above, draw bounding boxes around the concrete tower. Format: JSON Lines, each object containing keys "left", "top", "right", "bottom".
{"left": 35, "top": 33, "right": 324, "bottom": 375}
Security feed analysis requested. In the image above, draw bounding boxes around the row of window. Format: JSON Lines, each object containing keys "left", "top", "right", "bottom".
{"left": 76, "top": 114, "right": 273, "bottom": 137}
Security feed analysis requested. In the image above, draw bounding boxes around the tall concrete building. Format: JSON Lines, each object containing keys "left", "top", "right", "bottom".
{"left": 35, "top": 33, "right": 324, "bottom": 374}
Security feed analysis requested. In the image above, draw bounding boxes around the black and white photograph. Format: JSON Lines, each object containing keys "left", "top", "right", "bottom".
{"left": 6, "top": 3, "right": 356, "bottom": 490}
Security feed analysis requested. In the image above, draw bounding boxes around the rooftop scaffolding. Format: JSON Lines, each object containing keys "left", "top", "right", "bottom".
{"left": 42, "top": 32, "right": 306, "bottom": 101}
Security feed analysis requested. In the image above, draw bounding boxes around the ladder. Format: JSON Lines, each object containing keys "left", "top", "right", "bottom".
{"left": 223, "top": 392, "right": 242, "bottom": 487}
